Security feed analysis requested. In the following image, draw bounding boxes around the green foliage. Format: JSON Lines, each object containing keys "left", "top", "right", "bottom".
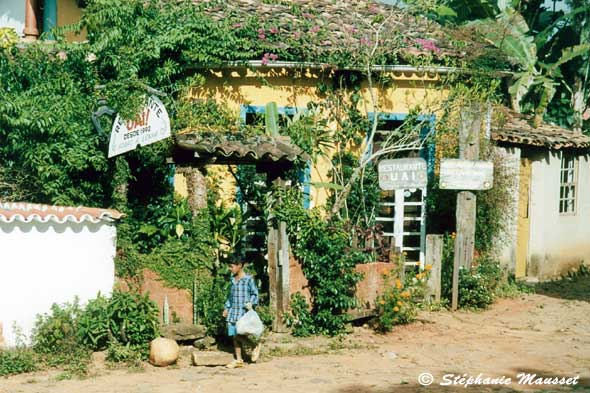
{"left": 272, "top": 187, "right": 366, "bottom": 336}
{"left": 31, "top": 300, "right": 82, "bottom": 354}
{"left": 0, "top": 348, "right": 37, "bottom": 376}
{"left": 105, "top": 341, "right": 143, "bottom": 364}
{"left": 30, "top": 300, "right": 92, "bottom": 375}
{"left": 107, "top": 291, "right": 160, "bottom": 349}
{"left": 285, "top": 293, "right": 316, "bottom": 337}
{"left": 77, "top": 294, "right": 110, "bottom": 350}
{"left": 329, "top": 152, "right": 380, "bottom": 231}
{"left": 193, "top": 273, "right": 230, "bottom": 338}
{"left": 374, "top": 270, "right": 426, "bottom": 333}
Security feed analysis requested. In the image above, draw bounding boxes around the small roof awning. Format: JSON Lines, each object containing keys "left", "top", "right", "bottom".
{"left": 492, "top": 108, "right": 590, "bottom": 150}
{"left": 173, "top": 132, "right": 310, "bottom": 165}
{"left": 0, "top": 202, "right": 124, "bottom": 224}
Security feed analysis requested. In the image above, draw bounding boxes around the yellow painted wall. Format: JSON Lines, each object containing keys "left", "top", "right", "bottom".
{"left": 57, "top": 0, "right": 85, "bottom": 41}
{"left": 184, "top": 67, "right": 447, "bottom": 208}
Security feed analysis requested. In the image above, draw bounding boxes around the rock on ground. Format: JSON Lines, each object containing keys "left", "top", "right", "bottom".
{"left": 149, "top": 337, "right": 180, "bottom": 367}
{"left": 161, "top": 323, "right": 207, "bottom": 341}
{"left": 191, "top": 350, "right": 234, "bottom": 367}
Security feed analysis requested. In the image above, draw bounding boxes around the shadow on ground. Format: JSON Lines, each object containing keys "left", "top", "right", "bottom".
{"left": 335, "top": 368, "right": 590, "bottom": 393}
{"left": 534, "top": 275, "right": 590, "bottom": 302}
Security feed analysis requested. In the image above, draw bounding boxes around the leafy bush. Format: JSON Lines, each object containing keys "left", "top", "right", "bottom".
{"left": 77, "top": 294, "right": 110, "bottom": 350}
{"left": 31, "top": 300, "right": 82, "bottom": 354}
{"left": 107, "top": 291, "right": 160, "bottom": 349}
{"left": 285, "top": 293, "right": 315, "bottom": 337}
{"left": 105, "top": 341, "right": 142, "bottom": 364}
{"left": 30, "top": 299, "right": 91, "bottom": 375}
{"left": 272, "top": 187, "right": 366, "bottom": 336}
{"left": 0, "top": 348, "right": 37, "bottom": 376}
{"left": 374, "top": 266, "right": 430, "bottom": 333}
{"left": 193, "top": 273, "right": 229, "bottom": 338}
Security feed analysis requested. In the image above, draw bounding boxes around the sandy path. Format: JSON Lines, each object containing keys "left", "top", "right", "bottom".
{"left": 2, "top": 293, "right": 589, "bottom": 393}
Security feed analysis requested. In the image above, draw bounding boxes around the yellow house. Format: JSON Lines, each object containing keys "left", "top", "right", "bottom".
{"left": 166, "top": 0, "right": 485, "bottom": 268}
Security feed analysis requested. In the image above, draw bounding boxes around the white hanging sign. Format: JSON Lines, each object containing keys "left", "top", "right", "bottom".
{"left": 108, "top": 95, "right": 171, "bottom": 158}
{"left": 378, "top": 158, "right": 428, "bottom": 190}
{"left": 439, "top": 159, "right": 494, "bottom": 190}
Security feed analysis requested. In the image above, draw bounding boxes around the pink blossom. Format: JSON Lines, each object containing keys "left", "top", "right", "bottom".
{"left": 269, "top": 27, "right": 279, "bottom": 34}
{"left": 232, "top": 23, "right": 242, "bottom": 28}
{"left": 360, "top": 36, "right": 371, "bottom": 46}
{"left": 258, "top": 28, "right": 266, "bottom": 40}
{"left": 310, "top": 25, "right": 320, "bottom": 33}
{"left": 302, "top": 12, "right": 313, "bottom": 19}
{"left": 414, "top": 38, "right": 440, "bottom": 52}
{"left": 293, "top": 31, "right": 301, "bottom": 39}
{"left": 261, "top": 53, "right": 277, "bottom": 65}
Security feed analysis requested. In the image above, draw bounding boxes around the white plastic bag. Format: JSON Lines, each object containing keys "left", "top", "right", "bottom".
{"left": 236, "top": 310, "right": 264, "bottom": 338}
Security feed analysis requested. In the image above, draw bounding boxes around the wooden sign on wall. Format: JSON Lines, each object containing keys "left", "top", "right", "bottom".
{"left": 439, "top": 159, "right": 493, "bottom": 190}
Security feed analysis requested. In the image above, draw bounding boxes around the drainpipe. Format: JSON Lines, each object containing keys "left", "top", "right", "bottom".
{"left": 23, "top": 0, "right": 40, "bottom": 41}
{"left": 43, "top": 0, "right": 57, "bottom": 39}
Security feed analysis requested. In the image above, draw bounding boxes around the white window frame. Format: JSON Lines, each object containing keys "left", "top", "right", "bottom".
{"left": 559, "top": 152, "right": 578, "bottom": 215}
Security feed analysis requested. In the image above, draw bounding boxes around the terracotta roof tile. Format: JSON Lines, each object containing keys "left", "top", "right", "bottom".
{"left": 175, "top": 132, "right": 310, "bottom": 164}
{"left": 0, "top": 203, "right": 124, "bottom": 224}
{"left": 194, "top": 0, "right": 470, "bottom": 61}
{"left": 492, "top": 108, "right": 590, "bottom": 150}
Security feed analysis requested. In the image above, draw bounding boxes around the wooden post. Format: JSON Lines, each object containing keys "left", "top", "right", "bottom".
{"left": 452, "top": 105, "right": 481, "bottom": 311}
{"left": 425, "top": 234, "right": 442, "bottom": 302}
{"left": 24, "top": 0, "right": 40, "bottom": 41}
{"left": 267, "top": 177, "right": 290, "bottom": 332}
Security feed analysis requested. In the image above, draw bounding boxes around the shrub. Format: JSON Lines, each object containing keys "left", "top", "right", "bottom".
{"left": 193, "top": 274, "right": 229, "bottom": 338}
{"left": 31, "top": 300, "right": 82, "bottom": 354}
{"left": 285, "top": 293, "right": 315, "bottom": 337}
{"left": 0, "top": 349, "right": 36, "bottom": 376}
{"left": 30, "top": 299, "right": 91, "bottom": 375}
{"left": 77, "top": 294, "right": 110, "bottom": 350}
{"left": 105, "top": 341, "right": 142, "bottom": 364}
{"left": 107, "top": 291, "right": 160, "bottom": 350}
{"left": 374, "top": 266, "right": 430, "bottom": 333}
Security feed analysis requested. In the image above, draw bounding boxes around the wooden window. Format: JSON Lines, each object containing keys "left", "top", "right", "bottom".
{"left": 559, "top": 153, "right": 577, "bottom": 214}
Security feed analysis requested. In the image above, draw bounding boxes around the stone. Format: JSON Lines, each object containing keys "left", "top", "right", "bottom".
{"left": 193, "top": 336, "right": 216, "bottom": 350}
{"left": 149, "top": 337, "right": 180, "bottom": 367}
{"left": 191, "top": 350, "right": 234, "bottom": 367}
{"left": 381, "top": 351, "right": 398, "bottom": 360}
{"left": 161, "top": 323, "right": 206, "bottom": 341}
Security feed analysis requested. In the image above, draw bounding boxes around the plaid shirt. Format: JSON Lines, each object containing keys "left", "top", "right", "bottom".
{"left": 224, "top": 274, "right": 259, "bottom": 323}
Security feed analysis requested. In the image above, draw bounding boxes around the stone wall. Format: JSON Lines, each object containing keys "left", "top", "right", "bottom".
{"left": 289, "top": 256, "right": 397, "bottom": 311}
{"left": 118, "top": 269, "right": 193, "bottom": 324}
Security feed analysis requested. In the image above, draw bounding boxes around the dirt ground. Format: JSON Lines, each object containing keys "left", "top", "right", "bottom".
{"left": 2, "top": 285, "right": 589, "bottom": 393}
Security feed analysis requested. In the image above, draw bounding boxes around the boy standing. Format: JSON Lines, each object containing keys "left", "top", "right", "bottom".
{"left": 223, "top": 256, "right": 261, "bottom": 368}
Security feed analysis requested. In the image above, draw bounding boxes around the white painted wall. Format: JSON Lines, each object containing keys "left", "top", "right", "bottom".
{"left": 0, "top": 221, "right": 116, "bottom": 347}
{"left": 0, "top": 0, "right": 26, "bottom": 36}
{"left": 528, "top": 150, "right": 590, "bottom": 279}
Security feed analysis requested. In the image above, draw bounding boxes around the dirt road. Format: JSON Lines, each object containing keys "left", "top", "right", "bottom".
{"left": 2, "top": 290, "right": 589, "bottom": 393}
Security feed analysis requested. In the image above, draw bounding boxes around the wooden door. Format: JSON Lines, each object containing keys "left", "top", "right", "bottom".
{"left": 516, "top": 158, "right": 531, "bottom": 278}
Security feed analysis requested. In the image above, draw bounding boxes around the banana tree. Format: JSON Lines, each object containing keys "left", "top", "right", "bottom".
{"left": 470, "top": 7, "right": 589, "bottom": 126}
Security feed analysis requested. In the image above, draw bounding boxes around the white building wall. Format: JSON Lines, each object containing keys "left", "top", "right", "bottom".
{"left": 0, "top": 221, "right": 116, "bottom": 347}
{"left": 0, "top": 0, "right": 26, "bottom": 36}
{"left": 528, "top": 150, "right": 590, "bottom": 279}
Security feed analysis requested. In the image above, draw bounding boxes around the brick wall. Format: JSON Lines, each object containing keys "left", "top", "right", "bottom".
{"left": 289, "top": 256, "right": 396, "bottom": 310}
{"left": 118, "top": 269, "right": 193, "bottom": 324}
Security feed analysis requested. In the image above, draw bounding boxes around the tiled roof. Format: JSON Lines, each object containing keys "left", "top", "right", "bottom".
{"left": 196, "top": 0, "right": 474, "bottom": 61}
{"left": 492, "top": 108, "right": 590, "bottom": 150}
{"left": 0, "top": 203, "right": 124, "bottom": 224}
{"left": 175, "top": 133, "right": 310, "bottom": 164}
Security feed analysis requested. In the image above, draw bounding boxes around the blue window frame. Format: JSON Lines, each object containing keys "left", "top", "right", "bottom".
{"left": 240, "top": 105, "right": 311, "bottom": 209}
{"left": 366, "top": 112, "right": 436, "bottom": 178}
